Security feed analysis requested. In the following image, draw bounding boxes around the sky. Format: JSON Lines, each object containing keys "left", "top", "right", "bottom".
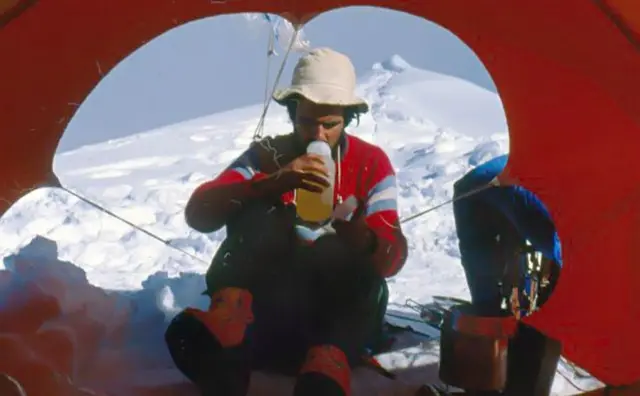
{"left": 58, "top": 6, "right": 496, "bottom": 153}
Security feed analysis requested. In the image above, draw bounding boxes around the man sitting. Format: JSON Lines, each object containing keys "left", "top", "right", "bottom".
{"left": 164, "top": 48, "right": 408, "bottom": 396}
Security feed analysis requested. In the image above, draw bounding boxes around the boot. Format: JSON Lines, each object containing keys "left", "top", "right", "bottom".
{"left": 167, "top": 287, "right": 255, "bottom": 396}
{"left": 294, "top": 345, "right": 351, "bottom": 396}
{"left": 187, "top": 287, "right": 254, "bottom": 349}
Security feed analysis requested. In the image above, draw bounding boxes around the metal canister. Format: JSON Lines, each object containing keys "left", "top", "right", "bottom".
{"left": 439, "top": 303, "right": 517, "bottom": 392}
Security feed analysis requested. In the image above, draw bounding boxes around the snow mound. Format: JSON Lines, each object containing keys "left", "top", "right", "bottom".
{"left": 0, "top": 236, "right": 445, "bottom": 395}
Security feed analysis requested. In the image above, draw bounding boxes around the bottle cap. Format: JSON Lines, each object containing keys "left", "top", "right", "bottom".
{"left": 306, "top": 140, "right": 332, "bottom": 156}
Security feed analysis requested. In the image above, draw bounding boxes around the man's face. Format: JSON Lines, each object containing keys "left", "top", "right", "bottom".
{"left": 294, "top": 98, "right": 345, "bottom": 149}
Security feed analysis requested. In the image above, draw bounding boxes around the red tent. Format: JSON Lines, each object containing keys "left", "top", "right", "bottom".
{"left": 1, "top": 0, "right": 639, "bottom": 389}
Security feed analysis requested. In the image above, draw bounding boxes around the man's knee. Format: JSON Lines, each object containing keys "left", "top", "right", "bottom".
{"left": 227, "top": 202, "right": 296, "bottom": 252}
{"left": 297, "top": 234, "right": 365, "bottom": 278}
{"left": 205, "top": 203, "right": 296, "bottom": 293}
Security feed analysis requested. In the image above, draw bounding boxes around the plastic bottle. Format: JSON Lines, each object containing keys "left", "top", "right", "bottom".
{"left": 295, "top": 140, "right": 335, "bottom": 224}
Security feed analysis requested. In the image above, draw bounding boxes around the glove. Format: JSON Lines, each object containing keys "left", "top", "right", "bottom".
{"left": 332, "top": 198, "right": 378, "bottom": 255}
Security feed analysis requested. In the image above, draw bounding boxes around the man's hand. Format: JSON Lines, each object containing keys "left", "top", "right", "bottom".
{"left": 332, "top": 198, "right": 377, "bottom": 255}
{"left": 279, "top": 153, "right": 331, "bottom": 192}
{"left": 252, "top": 153, "right": 331, "bottom": 198}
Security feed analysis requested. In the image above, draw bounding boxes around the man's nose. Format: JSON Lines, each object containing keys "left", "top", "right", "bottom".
{"left": 309, "top": 127, "right": 328, "bottom": 142}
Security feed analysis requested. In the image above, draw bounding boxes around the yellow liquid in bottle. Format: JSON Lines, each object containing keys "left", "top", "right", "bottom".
{"left": 295, "top": 182, "right": 334, "bottom": 223}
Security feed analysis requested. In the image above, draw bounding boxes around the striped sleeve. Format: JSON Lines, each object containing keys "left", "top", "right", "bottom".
{"left": 185, "top": 137, "right": 297, "bottom": 233}
{"left": 192, "top": 144, "right": 267, "bottom": 194}
{"left": 364, "top": 149, "right": 408, "bottom": 278}
{"left": 366, "top": 174, "right": 398, "bottom": 217}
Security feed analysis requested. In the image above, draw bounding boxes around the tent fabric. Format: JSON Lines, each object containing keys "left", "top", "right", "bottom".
{"left": 0, "top": 0, "right": 639, "bottom": 387}
{"left": 452, "top": 154, "right": 562, "bottom": 310}
{"left": 0, "top": 0, "right": 35, "bottom": 28}
{"left": 599, "top": 0, "right": 640, "bottom": 44}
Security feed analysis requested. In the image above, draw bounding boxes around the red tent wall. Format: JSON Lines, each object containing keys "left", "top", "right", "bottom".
{"left": 0, "top": 0, "right": 639, "bottom": 386}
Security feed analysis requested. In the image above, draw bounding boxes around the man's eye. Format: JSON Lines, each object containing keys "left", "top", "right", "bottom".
{"left": 321, "top": 121, "right": 341, "bottom": 129}
{"left": 297, "top": 119, "right": 342, "bottom": 129}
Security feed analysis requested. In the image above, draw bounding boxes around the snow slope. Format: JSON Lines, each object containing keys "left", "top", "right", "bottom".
{"left": 0, "top": 56, "right": 601, "bottom": 395}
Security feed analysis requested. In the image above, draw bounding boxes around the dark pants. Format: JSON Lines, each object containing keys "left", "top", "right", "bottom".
{"left": 165, "top": 202, "right": 386, "bottom": 393}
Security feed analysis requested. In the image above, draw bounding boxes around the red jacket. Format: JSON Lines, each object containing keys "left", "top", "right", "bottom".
{"left": 187, "top": 133, "right": 408, "bottom": 278}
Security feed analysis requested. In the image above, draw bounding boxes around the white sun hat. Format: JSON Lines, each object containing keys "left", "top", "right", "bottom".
{"left": 273, "top": 47, "right": 369, "bottom": 113}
